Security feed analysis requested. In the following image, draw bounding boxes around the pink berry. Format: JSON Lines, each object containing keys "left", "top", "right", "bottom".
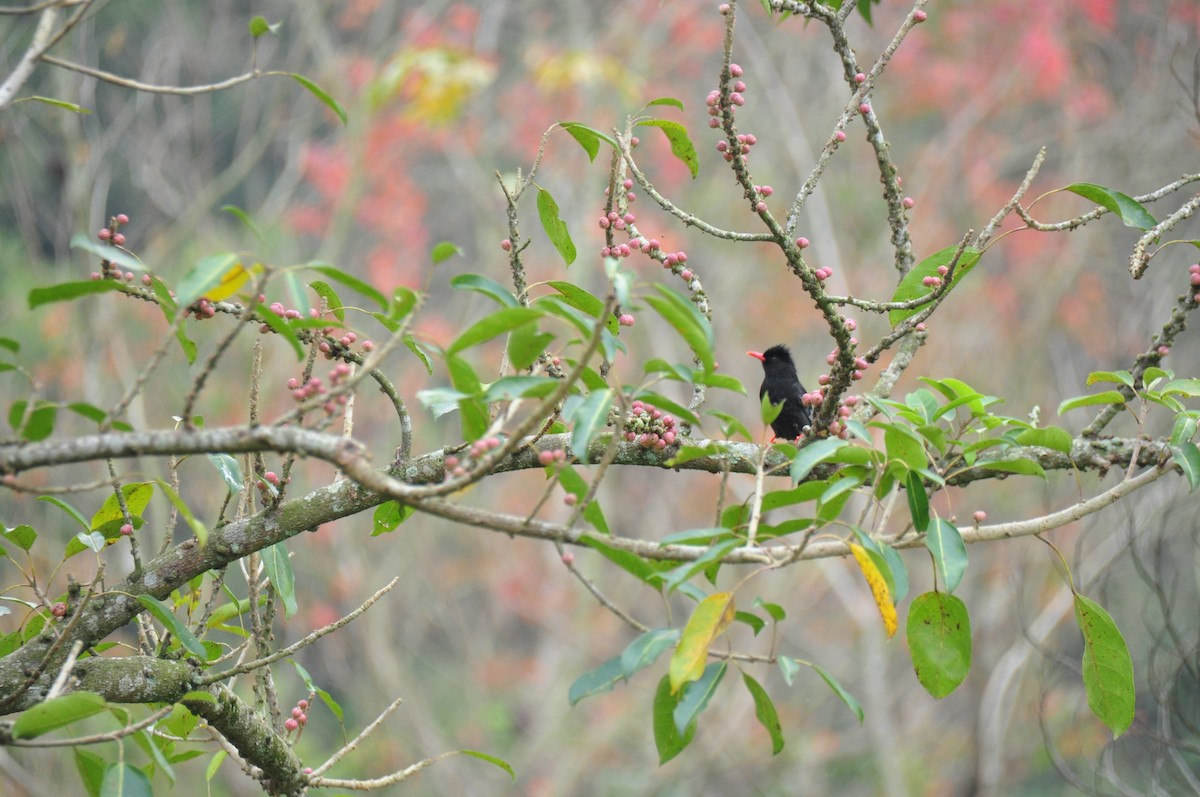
{"left": 855, "top": 357, "right": 869, "bottom": 370}
{"left": 113, "top": 233, "right": 126, "bottom": 246}
{"left": 708, "top": 118, "right": 720, "bottom": 128}
{"left": 1189, "top": 264, "right": 1200, "bottom": 274}
{"left": 116, "top": 213, "right": 129, "bottom": 224}
{"left": 598, "top": 217, "right": 610, "bottom": 229}
{"left": 795, "top": 237, "right": 810, "bottom": 249}
{"left": 562, "top": 551, "right": 576, "bottom": 564}
{"left": 120, "top": 523, "right": 133, "bottom": 536}
{"left": 729, "top": 64, "right": 743, "bottom": 77}
{"left": 285, "top": 718, "right": 298, "bottom": 731}
{"left": 719, "top": 3, "right": 730, "bottom": 13}
{"left": 716, "top": 140, "right": 728, "bottom": 152}
{"left": 859, "top": 103, "right": 871, "bottom": 114}
{"left": 1157, "top": 346, "right": 1170, "bottom": 357}
{"left": 630, "top": 136, "right": 639, "bottom": 147}
{"left": 1190, "top": 273, "right": 1200, "bottom": 286}
{"left": 142, "top": 274, "right": 152, "bottom": 286}
{"left": 292, "top": 707, "right": 303, "bottom": 719}
{"left": 563, "top": 493, "right": 578, "bottom": 506}
{"left": 973, "top": 510, "right": 987, "bottom": 523}
{"left": 937, "top": 265, "right": 949, "bottom": 276}
{"left": 845, "top": 318, "right": 857, "bottom": 331}
{"left": 730, "top": 93, "right": 745, "bottom": 106}
{"left": 362, "top": 340, "right": 374, "bottom": 351}
{"left": 902, "top": 196, "right": 915, "bottom": 209}
{"left": 538, "top": 450, "right": 556, "bottom": 466}
{"left": 755, "top": 201, "right": 768, "bottom": 213}
{"left": 98, "top": 228, "right": 111, "bottom": 241}
{"left": 619, "top": 314, "right": 635, "bottom": 327}
{"left": 52, "top": 602, "right": 67, "bottom": 618}
{"left": 680, "top": 269, "right": 693, "bottom": 281}
{"left": 501, "top": 239, "right": 512, "bottom": 251}
{"left": 835, "top": 130, "right": 846, "bottom": 142}
{"left": 91, "top": 272, "right": 101, "bottom": 280}
{"left": 298, "top": 699, "right": 309, "bottom": 709}
{"left": 734, "top": 80, "right": 747, "bottom": 92}
{"left": 915, "top": 323, "right": 927, "bottom": 332}
{"left": 854, "top": 73, "right": 866, "bottom": 84}
{"left": 913, "top": 9, "right": 927, "bottom": 22}
{"left": 818, "top": 374, "right": 831, "bottom": 385}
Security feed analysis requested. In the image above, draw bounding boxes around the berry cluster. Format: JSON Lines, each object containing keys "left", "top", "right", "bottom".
{"left": 443, "top": 435, "right": 505, "bottom": 479}
{"left": 617, "top": 399, "right": 678, "bottom": 450}
{"left": 284, "top": 698, "right": 310, "bottom": 735}
{"left": 255, "top": 469, "right": 291, "bottom": 501}
{"left": 90, "top": 213, "right": 139, "bottom": 283}
{"left": 537, "top": 447, "right": 569, "bottom": 467}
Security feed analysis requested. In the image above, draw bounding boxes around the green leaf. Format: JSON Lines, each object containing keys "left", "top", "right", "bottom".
{"left": 880, "top": 543, "right": 909, "bottom": 603}
{"left": 546, "top": 281, "right": 617, "bottom": 333}
{"left": 305, "top": 262, "right": 388, "bottom": 309}
{"left": 1015, "top": 426, "right": 1073, "bottom": 454}
{"left": 205, "top": 751, "right": 226, "bottom": 782}
{"left": 75, "top": 748, "right": 106, "bottom": 797}
{"left": 100, "top": 762, "right": 152, "bottom": 797}
{"left": 1161, "top": 378, "right": 1200, "bottom": 397}
{"left": 566, "top": 389, "right": 613, "bottom": 463}
{"left": 926, "top": 518, "right": 968, "bottom": 592}
{"left": 560, "top": 121, "right": 616, "bottom": 161}
{"left": 907, "top": 591, "right": 972, "bottom": 699}
{"left": 12, "top": 692, "right": 108, "bottom": 739}
{"left": 256, "top": 306, "right": 305, "bottom": 360}
{"left": 457, "top": 749, "right": 515, "bottom": 781}
{"left": 906, "top": 471, "right": 929, "bottom": 532}
{"left": 70, "top": 234, "right": 146, "bottom": 272}
{"left": 135, "top": 595, "right": 210, "bottom": 660}
{"left": 38, "top": 495, "right": 91, "bottom": 533}
{"left": 636, "top": 119, "right": 699, "bottom": 179}
{"left": 809, "top": 662, "right": 864, "bottom": 723}
{"left": 1065, "top": 183, "right": 1157, "bottom": 231}
{"left": 883, "top": 425, "right": 927, "bottom": 471}
{"left": 653, "top": 674, "right": 697, "bottom": 764}
{"left": 1172, "top": 443, "right": 1200, "bottom": 491}
{"left": 450, "top": 274, "right": 519, "bottom": 308}
{"left": 567, "top": 655, "right": 626, "bottom": 705}
{"left": 290, "top": 661, "right": 344, "bottom": 723}
{"left": 29, "top": 279, "right": 121, "bottom": 309}
{"left": 507, "top": 322, "right": 554, "bottom": 371}
{"left": 220, "top": 205, "right": 263, "bottom": 241}
{"left": 647, "top": 96, "right": 685, "bottom": 110}
{"left": 448, "top": 307, "right": 542, "bottom": 355}
{"left": 975, "top": 458, "right": 1047, "bottom": 479}
{"left": 658, "top": 539, "right": 741, "bottom": 593}
{"left": 309, "top": 280, "right": 345, "bottom": 321}
{"left": 644, "top": 285, "right": 714, "bottom": 373}
{"left": 206, "top": 454, "right": 243, "bottom": 494}
{"left": 1057, "top": 390, "right": 1128, "bottom": 414}
{"left": 888, "top": 245, "right": 982, "bottom": 325}
{"left": 290, "top": 72, "right": 348, "bottom": 125}
{"left": 674, "top": 661, "right": 726, "bottom": 734}
{"left": 1074, "top": 593, "right": 1135, "bottom": 737}
{"left": 620, "top": 628, "right": 681, "bottom": 679}
{"left": 445, "top": 355, "right": 488, "bottom": 441}
{"left": 372, "top": 500, "right": 415, "bottom": 535}
{"left": 483, "top": 376, "right": 558, "bottom": 403}
{"left": 154, "top": 481, "right": 207, "bottom": 545}
{"left": 742, "top": 672, "right": 784, "bottom": 754}
{"left": 2, "top": 523, "right": 37, "bottom": 551}
{"left": 15, "top": 95, "right": 90, "bottom": 113}
{"left": 579, "top": 536, "right": 669, "bottom": 583}
{"left": 536, "top": 188, "right": 577, "bottom": 266}
{"left": 431, "top": 241, "right": 462, "bottom": 264}
{"left": 634, "top": 391, "right": 701, "bottom": 427}
{"left": 261, "top": 543, "right": 297, "bottom": 618}
{"left": 789, "top": 437, "right": 846, "bottom": 484}
{"left": 659, "top": 527, "right": 729, "bottom": 546}
{"left": 15, "top": 401, "right": 57, "bottom": 441}
{"left": 1087, "top": 369, "right": 1134, "bottom": 388}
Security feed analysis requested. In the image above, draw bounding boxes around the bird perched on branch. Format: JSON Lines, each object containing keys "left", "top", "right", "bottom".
{"left": 748, "top": 344, "right": 812, "bottom": 441}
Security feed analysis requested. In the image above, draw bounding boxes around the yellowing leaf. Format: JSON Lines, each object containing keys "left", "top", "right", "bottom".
{"left": 668, "top": 592, "right": 735, "bottom": 694}
{"left": 850, "top": 543, "right": 897, "bottom": 638}
{"left": 206, "top": 263, "right": 263, "bottom": 302}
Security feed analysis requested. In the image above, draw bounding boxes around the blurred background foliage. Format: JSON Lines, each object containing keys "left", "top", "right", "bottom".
{"left": 2, "top": 0, "right": 1200, "bottom": 794}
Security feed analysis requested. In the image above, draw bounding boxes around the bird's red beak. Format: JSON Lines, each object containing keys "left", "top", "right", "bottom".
{"left": 747, "top": 350, "right": 765, "bottom": 362}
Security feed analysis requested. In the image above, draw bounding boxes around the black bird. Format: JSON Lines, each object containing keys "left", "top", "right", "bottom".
{"left": 748, "top": 344, "right": 812, "bottom": 441}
